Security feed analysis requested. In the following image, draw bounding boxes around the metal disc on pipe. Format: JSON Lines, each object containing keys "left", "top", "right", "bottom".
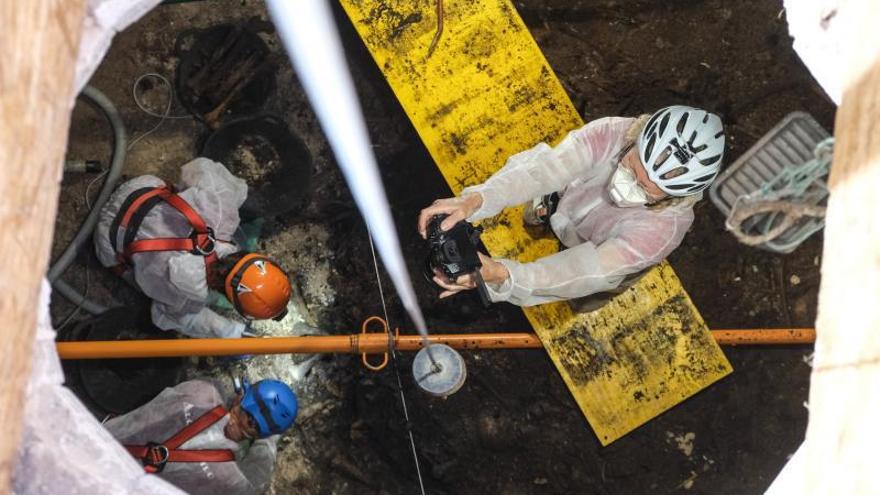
{"left": 412, "top": 344, "right": 466, "bottom": 397}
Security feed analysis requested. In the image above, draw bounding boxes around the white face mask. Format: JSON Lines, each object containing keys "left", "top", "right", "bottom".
{"left": 607, "top": 164, "right": 649, "bottom": 207}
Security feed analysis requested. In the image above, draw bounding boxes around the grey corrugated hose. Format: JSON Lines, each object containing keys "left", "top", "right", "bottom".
{"left": 50, "top": 85, "right": 127, "bottom": 313}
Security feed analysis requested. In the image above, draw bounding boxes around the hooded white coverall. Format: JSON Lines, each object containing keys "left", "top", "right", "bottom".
{"left": 104, "top": 379, "right": 279, "bottom": 495}
{"left": 461, "top": 117, "right": 697, "bottom": 306}
{"left": 94, "top": 158, "right": 248, "bottom": 338}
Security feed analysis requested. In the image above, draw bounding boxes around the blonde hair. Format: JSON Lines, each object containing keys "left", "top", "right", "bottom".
{"left": 623, "top": 113, "right": 700, "bottom": 211}
{"left": 625, "top": 114, "right": 651, "bottom": 143}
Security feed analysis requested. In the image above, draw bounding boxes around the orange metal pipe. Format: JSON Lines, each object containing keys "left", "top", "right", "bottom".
{"left": 711, "top": 328, "right": 815, "bottom": 345}
{"left": 55, "top": 328, "right": 815, "bottom": 360}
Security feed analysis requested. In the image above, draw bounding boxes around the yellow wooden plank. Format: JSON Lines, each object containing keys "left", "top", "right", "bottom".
{"left": 340, "top": 0, "right": 732, "bottom": 445}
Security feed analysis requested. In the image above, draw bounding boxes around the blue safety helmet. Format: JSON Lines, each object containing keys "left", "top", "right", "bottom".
{"left": 240, "top": 379, "right": 298, "bottom": 438}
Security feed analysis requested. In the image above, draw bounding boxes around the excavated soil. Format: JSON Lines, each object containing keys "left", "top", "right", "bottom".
{"left": 53, "top": 1, "right": 833, "bottom": 493}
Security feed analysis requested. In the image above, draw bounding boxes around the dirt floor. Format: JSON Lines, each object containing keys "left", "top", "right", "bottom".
{"left": 52, "top": 0, "right": 834, "bottom": 493}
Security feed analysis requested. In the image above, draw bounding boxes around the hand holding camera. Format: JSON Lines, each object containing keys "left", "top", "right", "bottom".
{"left": 420, "top": 204, "right": 509, "bottom": 304}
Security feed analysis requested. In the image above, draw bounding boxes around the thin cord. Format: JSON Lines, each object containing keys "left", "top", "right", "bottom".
{"left": 85, "top": 169, "right": 109, "bottom": 210}
{"left": 131, "top": 73, "right": 191, "bottom": 119}
{"left": 366, "top": 228, "right": 427, "bottom": 495}
{"left": 128, "top": 73, "right": 191, "bottom": 150}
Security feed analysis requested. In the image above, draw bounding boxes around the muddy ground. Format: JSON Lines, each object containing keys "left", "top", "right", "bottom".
{"left": 53, "top": 0, "right": 834, "bottom": 493}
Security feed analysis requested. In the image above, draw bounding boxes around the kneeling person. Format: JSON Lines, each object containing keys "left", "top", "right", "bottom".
{"left": 94, "top": 158, "right": 291, "bottom": 338}
{"left": 105, "top": 378, "right": 297, "bottom": 495}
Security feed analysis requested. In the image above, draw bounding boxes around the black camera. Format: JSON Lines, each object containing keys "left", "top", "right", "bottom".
{"left": 424, "top": 214, "right": 490, "bottom": 305}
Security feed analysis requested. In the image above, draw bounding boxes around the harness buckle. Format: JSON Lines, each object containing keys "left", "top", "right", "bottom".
{"left": 143, "top": 442, "right": 170, "bottom": 473}
{"left": 190, "top": 227, "right": 216, "bottom": 256}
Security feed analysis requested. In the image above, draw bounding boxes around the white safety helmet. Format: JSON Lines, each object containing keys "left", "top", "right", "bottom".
{"left": 638, "top": 105, "right": 725, "bottom": 197}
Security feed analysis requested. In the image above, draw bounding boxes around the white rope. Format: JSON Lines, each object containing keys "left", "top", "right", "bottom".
{"left": 128, "top": 73, "right": 191, "bottom": 150}
{"left": 725, "top": 138, "right": 833, "bottom": 247}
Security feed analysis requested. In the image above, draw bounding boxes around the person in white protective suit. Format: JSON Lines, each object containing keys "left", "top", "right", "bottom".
{"left": 418, "top": 105, "right": 725, "bottom": 306}
{"left": 94, "top": 157, "right": 293, "bottom": 338}
{"left": 104, "top": 378, "right": 297, "bottom": 495}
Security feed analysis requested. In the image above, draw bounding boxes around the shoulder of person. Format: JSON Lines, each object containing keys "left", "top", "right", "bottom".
{"left": 647, "top": 193, "right": 702, "bottom": 215}
{"left": 112, "top": 175, "right": 166, "bottom": 197}
{"left": 579, "top": 116, "right": 636, "bottom": 133}
{"left": 174, "top": 378, "right": 222, "bottom": 396}
{"left": 179, "top": 157, "right": 248, "bottom": 192}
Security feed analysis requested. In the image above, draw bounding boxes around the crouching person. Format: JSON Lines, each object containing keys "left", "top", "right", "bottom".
{"left": 104, "top": 378, "right": 298, "bottom": 495}
{"left": 94, "top": 157, "right": 293, "bottom": 339}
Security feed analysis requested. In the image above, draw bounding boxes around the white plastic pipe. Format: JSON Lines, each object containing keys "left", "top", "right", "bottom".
{"left": 266, "top": 0, "right": 430, "bottom": 337}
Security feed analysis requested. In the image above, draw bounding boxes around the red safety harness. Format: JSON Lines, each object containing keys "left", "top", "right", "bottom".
{"left": 125, "top": 406, "right": 235, "bottom": 473}
{"left": 108, "top": 186, "right": 218, "bottom": 276}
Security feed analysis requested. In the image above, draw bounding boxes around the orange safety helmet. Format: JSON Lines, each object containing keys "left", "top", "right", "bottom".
{"left": 224, "top": 254, "right": 291, "bottom": 321}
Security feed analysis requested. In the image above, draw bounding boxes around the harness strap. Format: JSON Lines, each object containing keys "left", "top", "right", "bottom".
{"left": 226, "top": 255, "right": 270, "bottom": 315}
{"left": 108, "top": 186, "right": 164, "bottom": 254}
{"left": 124, "top": 406, "right": 234, "bottom": 473}
{"left": 124, "top": 446, "right": 235, "bottom": 464}
{"left": 109, "top": 186, "right": 218, "bottom": 273}
{"left": 159, "top": 191, "right": 211, "bottom": 234}
{"left": 252, "top": 381, "right": 281, "bottom": 434}
{"left": 164, "top": 405, "right": 228, "bottom": 449}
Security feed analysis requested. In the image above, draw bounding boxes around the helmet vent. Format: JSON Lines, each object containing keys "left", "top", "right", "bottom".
{"left": 644, "top": 134, "right": 657, "bottom": 161}
{"left": 645, "top": 111, "right": 663, "bottom": 134}
{"left": 699, "top": 154, "right": 722, "bottom": 166}
{"left": 653, "top": 147, "right": 671, "bottom": 171}
{"left": 658, "top": 113, "right": 671, "bottom": 137}
{"left": 666, "top": 183, "right": 692, "bottom": 190}
{"left": 661, "top": 166, "right": 687, "bottom": 180}
{"left": 676, "top": 112, "right": 689, "bottom": 135}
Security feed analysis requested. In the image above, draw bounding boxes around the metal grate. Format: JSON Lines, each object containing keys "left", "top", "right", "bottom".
{"left": 710, "top": 112, "right": 832, "bottom": 253}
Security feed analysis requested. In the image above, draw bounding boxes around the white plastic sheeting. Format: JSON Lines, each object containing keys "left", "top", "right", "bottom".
{"left": 75, "top": 0, "right": 164, "bottom": 94}
{"left": 13, "top": 1, "right": 182, "bottom": 493}
{"left": 765, "top": 3, "right": 847, "bottom": 493}
{"left": 783, "top": 0, "right": 844, "bottom": 105}
{"left": 12, "top": 281, "right": 182, "bottom": 494}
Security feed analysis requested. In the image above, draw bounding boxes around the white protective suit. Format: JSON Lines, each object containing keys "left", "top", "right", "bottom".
{"left": 461, "top": 117, "right": 697, "bottom": 306}
{"left": 104, "top": 379, "right": 280, "bottom": 495}
{"left": 94, "top": 158, "right": 248, "bottom": 338}
{"left": 13, "top": 281, "right": 183, "bottom": 494}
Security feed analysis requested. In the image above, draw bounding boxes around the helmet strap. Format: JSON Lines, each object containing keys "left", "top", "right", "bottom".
{"left": 252, "top": 382, "right": 281, "bottom": 436}
{"left": 226, "top": 255, "right": 271, "bottom": 315}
